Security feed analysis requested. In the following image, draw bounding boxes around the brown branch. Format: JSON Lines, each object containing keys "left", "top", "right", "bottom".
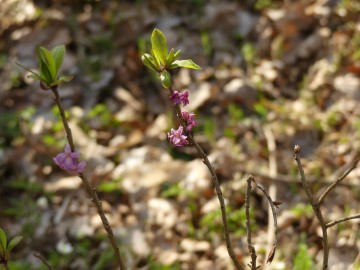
{"left": 33, "top": 253, "right": 54, "bottom": 270}
{"left": 51, "top": 87, "right": 75, "bottom": 151}
{"left": 294, "top": 145, "right": 329, "bottom": 270}
{"left": 318, "top": 158, "right": 360, "bottom": 206}
{"left": 246, "top": 176, "right": 257, "bottom": 270}
{"left": 326, "top": 214, "right": 360, "bottom": 228}
{"left": 238, "top": 168, "right": 356, "bottom": 187}
{"left": 168, "top": 86, "right": 245, "bottom": 270}
{"left": 51, "top": 86, "right": 125, "bottom": 270}
{"left": 251, "top": 178, "right": 278, "bottom": 264}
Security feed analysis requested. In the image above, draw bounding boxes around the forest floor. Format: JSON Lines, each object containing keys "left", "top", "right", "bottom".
{"left": 0, "top": 0, "right": 360, "bottom": 269}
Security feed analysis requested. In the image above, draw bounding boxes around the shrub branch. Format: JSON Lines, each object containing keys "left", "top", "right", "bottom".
{"left": 245, "top": 176, "right": 257, "bottom": 270}
{"left": 326, "top": 214, "right": 360, "bottom": 228}
{"left": 318, "top": 158, "right": 360, "bottom": 206}
{"left": 168, "top": 86, "right": 245, "bottom": 270}
{"left": 51, "top": 86, "right": 125, "bottom": 270}
{"left": 294, "top": 145, "right": 329, "bottom": 270}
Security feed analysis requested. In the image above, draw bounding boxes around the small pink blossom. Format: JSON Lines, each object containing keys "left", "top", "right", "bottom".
{"left": 53, "top": 144, "right": 86, "bottom": 173}
{"left": 169, "top": 90, "right": 189, "bottom": 106}
{"left": 181, "top": 111, "right": 197, "bottom": 131}
{"left": 167, "top": 126, "right": 189, "bottom": 147}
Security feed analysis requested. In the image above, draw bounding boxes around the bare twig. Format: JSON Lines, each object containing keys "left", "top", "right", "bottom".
{"left": 246, "top": 176, "right": 257, "bottom": 270}
{"left": 238, "top": 168, "right": 356, "bottom": 187}
{"left": 294, "top": 145, "right": 329, "bottom": 270}
{"left": 326, "top": 214, "right": 360, "bottom": 228}
{"left": 318, "top": 158, "right": 360, "bottom": 206}
{"left": 263, "top": 126, "right": 277, "bottom": 268}
{"left": 33, "top": 253, "right": 54, "bottom": 270}
{"left": 51, "top": 87, "right": 125, "bottom": 270}
{"left": 168, "top": 86, "right": 245, "bottom": 270}
{"left": 251, "top": 178, "right": 278, "bottom": 264}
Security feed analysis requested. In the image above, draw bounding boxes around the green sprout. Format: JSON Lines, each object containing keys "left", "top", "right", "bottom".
{"left": 141, "top": 28, "right": 201, "bottom": 88}
{"left": 0, "top": 228, "right": 23, "bottom": 266}
{"left": 17, "top": 44, "right": 73, "bottom": 89}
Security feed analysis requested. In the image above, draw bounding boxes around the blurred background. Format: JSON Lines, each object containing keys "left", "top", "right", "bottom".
{"left": 1, "top": 0, "right": 360, "bottom": 269}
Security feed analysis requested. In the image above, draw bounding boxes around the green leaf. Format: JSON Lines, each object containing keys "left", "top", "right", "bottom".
{"left": 37, "top": 46, "right": 56, "bottom": 84}
{"left": 0, "top": 228, "right": 7, "bottom": 257}
{"left": 170, "top": 59, "right": 201, "bottom": 70}
{"left": 165, "top": 48, "right": 175, "bottom": 68}
{"left": 160, "top": 70, "right": 171, "bottom": 89}
{"left": 151, "top": 28, "right": 168, "bottom": 66}
{"left": 58, "top": 75, "right": 73, "bottom": 83}
{"left": 141, "top": 53, "right": 159, "bottom": 71}
{"left": 51, "top": 45, "right": 65, "bottom": 74}
{"left": 174, "top": 49, "right": 181, "bottom": 60}
{"left": 51, "top": 75, "right": 74, "bottom": 86}
{"left": 16, "top": 62, "right": 45, "bottom": 82}
{"left": 7, "top": 236, "right": 23, "bottom": 253}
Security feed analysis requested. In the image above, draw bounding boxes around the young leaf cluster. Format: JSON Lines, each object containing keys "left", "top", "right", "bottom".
{"left": 17, "top": 45, "right": 73, "bottom": 89}
{"left": 141, "top": 28, "right": 201, "bottom": 88}
{"left": 0, "top": 228, "right": 23, "bottom": 265}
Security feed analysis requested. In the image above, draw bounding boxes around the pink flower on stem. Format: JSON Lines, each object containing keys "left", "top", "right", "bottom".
{"left": 181, "top": 111, "right": 197, "bottom": 131}
{"left": 53, "top": 144, "right": 86, "bottom": 173}
{"left": 167, "top": 126, "right": 189, "bottom": 147}
{"left": 169, "top": 90, "right": 189, "bottom": 106}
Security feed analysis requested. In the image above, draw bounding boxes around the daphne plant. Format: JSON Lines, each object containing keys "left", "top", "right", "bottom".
{"left": 0, "top": 228, "right": 23, "bottom": 269}
{"left": 17, "top": 45, "right": 126, "bottom": 270}
{"left": 142, "top": 28, "right": 247, "bottom": 270}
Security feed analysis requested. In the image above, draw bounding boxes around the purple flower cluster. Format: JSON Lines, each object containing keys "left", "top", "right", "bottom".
{"left": 167, "top": 90, "right": 197, "bottom": 147}
{"left": 181, "top": 111, "right": 197, "bottom": 131}
{"left": 169, "top": 90, "right": 189, "bottom": 106}
{"left": 167, "top": 126, "right": 189, "bottom": 147}
{"left": 53, "top": 144, "right": 86, "bottom": 173}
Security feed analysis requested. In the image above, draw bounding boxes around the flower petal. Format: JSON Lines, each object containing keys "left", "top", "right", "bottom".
{"left": 64, "top": 144, "right": 72, "bottom": 154}
{"left": 77, "top": 161, "right": 86, "bottom": 173}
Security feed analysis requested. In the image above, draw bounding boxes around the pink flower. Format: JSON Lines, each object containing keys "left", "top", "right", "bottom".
{"left": 53, "top": 144, "right": 86, "bottom": 173}
{"left": 167, "top": 126, "right": 189, "bottom": 147}
{"left": 181, "top": 111, "right": 197, "bottom": 131}
{"left": 169, "top": 90, "right": 189, "bottom": 106}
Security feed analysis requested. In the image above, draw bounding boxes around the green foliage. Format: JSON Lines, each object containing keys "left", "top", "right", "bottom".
{"left": 254, "top": 102, "right": 268, "bottom": 118}
{"left": 255, "top": 0, "right": 273, "bottom": 10}
{"left": 338, "top": 0, "right": 360, "bottom": 13}
{"left": 355, "top": 259, "right": 360, "bottom": 270}
{"left": 148, "top": 255, "right": 181, "bottom": 270}
{"left": 93, "top": 249, "right": 115, "bottom": 270}
{"left": 160, "top": 183, "right": 195, "bottom": 199}
{"left": 201, "top": 31, "right": 212, "bottom": 56}
{"left": 98, "top": 178, "right": 122, "bottom": 193}
{"left": 0, "top": 112, "right": 22, "bottom": 147}
{"left": 200, "top": 206, "right": 249, "bottom": 237}
{"left": 291, "top": 203, "right": 313, "bottom": 218}
{"left": 86, "top": 103, "right": 120, "bottom": 128}
{"left": 203, "top": 118, "right": 216, "bottom": 142}
{"left": 293, "top": 239, "right": 315, "bottom": 270}
{"left": 17, "top": 44, "right": 73, "bottom": 88}
{"left": 242, "top": 42, "right": 256, "bottom": 65}
{"left": 6, "top": 261, "right": 33, "bottom": 270}
{"left": 0, "top": 228, "right": 23, "bottom": 264}
{"left": 228, "top": 103, "right": 245, "bottom": 123}
{"left": 141, "top": 28, "right": 201, "bottom": 76}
